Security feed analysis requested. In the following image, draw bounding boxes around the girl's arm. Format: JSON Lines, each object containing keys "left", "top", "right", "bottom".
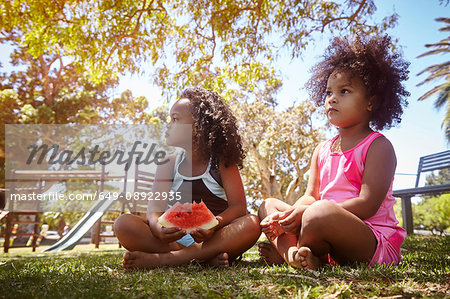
{"left": 214, "top": 163, "right": 247, "bottom": 229}
{"left": 339, "top": 136, "right": 396, "bottom": 220}
{"left": 190, "top": 163, "right": 247, "bottom": 243}
{"left": 294, "top": 142, "right": 324, "bottom": 207}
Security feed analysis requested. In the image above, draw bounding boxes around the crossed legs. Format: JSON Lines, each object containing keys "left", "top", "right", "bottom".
{"left": 258, "top": 198, "right": 377, "bottom": 270}
{"left": 114, "top": 213, "right": 261, "bottom": 269}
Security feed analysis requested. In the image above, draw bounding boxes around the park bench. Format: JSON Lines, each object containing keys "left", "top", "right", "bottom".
{"left": 393, "top": 150, "right": 450, "bottom": 234}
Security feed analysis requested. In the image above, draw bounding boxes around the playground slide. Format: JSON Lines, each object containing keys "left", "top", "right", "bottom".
{"left": 42, "top": 198, "right": 117, "bottom": 252}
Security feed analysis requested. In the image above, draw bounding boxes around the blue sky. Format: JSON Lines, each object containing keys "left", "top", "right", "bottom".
{"left": 372, "top": 0, "right": 448, "bottom": 189}
{"left": 119, "top": 0, "right": 449, "bottom": 190}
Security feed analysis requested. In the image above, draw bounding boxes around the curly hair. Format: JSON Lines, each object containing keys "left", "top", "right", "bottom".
{"left": 305, "top": 35, "right": 410, "bottom": 130}
{"left": 180, "top": 87, "right": 246, "bottom": 169}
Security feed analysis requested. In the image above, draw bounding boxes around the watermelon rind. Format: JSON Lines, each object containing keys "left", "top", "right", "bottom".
{"left": 195, "top": 217, "right": 219, "bottom": 232}
{"left": 157, "top": 217, "right": 176, "bottom": 230}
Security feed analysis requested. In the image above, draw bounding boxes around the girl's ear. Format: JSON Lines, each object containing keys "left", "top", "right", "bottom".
{"left": 367, "top": 96, "right": 376, "bottom": 112}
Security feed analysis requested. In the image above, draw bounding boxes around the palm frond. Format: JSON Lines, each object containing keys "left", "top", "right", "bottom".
{"left": 424, "top": 42, "right": 450, "bottom": 48}
{"left": 417, "top": 48, "right": 450, "bottom": 58}
{"left": 416, "top": 17, "right": 450, "bottom": 141}
{"left": 434, "top": 85, "right": 450, "bottom": 108}
{"left": 417, "top": 82, "right": 448, "bottom": 101}
{"left": 417, "top": 62, "right": 450, "bottom": 76}
{"left": 417, "top": 72, "right": 450, "bottom": 87}
{"left": 444, "top": 101, "right": 450, "bottom": 143}
{"left": 435, "top": 17, "right": 450, "bottom": 24}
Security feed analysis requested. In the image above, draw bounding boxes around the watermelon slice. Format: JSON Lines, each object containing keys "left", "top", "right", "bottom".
{"left": 266, "top": 219, "right": 285, "bottom": 240}
{"left": 158, "top": 201, "right": 219, "bottom": 233}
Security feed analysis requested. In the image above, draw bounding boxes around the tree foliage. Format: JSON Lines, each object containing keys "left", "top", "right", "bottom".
{"left": 414, "top": 193, "right": 450, "bottom": 235}
{"left": 414, "top": 167, "right": 450, "bottom": 234}
{"left": 0, "top": 0, "right": 399, "bottom": 194}
{"left": 232, "top": 99, "right": 324, "bottom": 207}
{"left": 0, "top": 44, "right": 160, "bottom": 186}
{"left": 417, "top": 17, "right": 450, "bottom": 142}
{"left": 425, "top": 168, "right": 450, "bottom": 187}
{"left": 0, "top": 0, "right": 398, "bottom": 99}
{"left": 0, "top": 48, "right": 116, "bottom": 125}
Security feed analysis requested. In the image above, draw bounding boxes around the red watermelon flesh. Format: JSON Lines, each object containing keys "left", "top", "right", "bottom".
{"left": 158, "top": 201, "right": 219, "bottom": 233}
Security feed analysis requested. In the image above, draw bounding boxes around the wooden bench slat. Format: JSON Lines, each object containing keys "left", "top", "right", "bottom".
{"left": 135, "top": 189, "right": 152, "bottom": 193}
{"left": 422, "top": 155, "right": 450, "bottom": 163}
{"left": 420, "top": 150, "right": 450, "bottom": 160}
{"left": 422, "top": 165, "right": 450, "bottom": 172}
{"left": 422, "top": 154, "right": 450, "bottom": 162}
{"left": 100, "top": 220, "right": 115, "bottom": 224}
{"left": 421, "top": 162, "right": 450, "bottom": 172}
{"left": 422, "top": 158, "right": 450, "bottom": 166}
{"left": 10, "top": 221, "right": 40, "bottom": 225}
{"left": 136, "top": 182, "right": 153, "bottom": 188}
{"left": 136, "top": 170, "right": 155, "bottom": 177}
{"left": 135, "top": 177, "right": 155, "bottom": 183}
{"left": 10, "top": 233, "right": 40, "bottom": 237}
{"left": 422, "top": 157, "right": 450, "bottom": 165}
{"left": 393, "top": 184, "right": 450, "bottom": 197}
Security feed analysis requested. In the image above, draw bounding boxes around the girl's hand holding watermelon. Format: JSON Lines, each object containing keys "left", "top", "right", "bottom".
{"left": 190, "top": 227, "right": 215, "bottom": 243}
{"left": 260, "top": 212, "right": 285, "bottom": 240}
{"left": 278, "top": 207, "right": 303, "bottom": 235}
{"left": 150, "top": 217, "right": 187, "bottom": 243}
{"left": 261, "top": 206, "right": 304, "bottom": 240}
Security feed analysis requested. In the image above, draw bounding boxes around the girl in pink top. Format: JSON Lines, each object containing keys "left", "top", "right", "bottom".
{"left": 258, "top": 35, "right": 410, "bottom": 270}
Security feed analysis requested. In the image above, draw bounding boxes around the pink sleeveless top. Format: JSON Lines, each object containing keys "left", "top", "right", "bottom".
{"left": 318, "top": 132, "right": 406, "bottom": 241}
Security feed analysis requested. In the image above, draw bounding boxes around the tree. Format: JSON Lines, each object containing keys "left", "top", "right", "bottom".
{"left": 232, "top": 99, "right": 324, "bottom": 207}
{"left": 0, "top": 46, "right": 160, "bottom": 187}
{"left": 0, "top": 0, "right": 398, "bottom": 100}
{"left": 414, "top": 193, "right": 450, "bottom": 235}
{"left": 0, "top": 0, "right": 398, "bottom": 192}
{"left": 0, "top": 49, "right": 116, "bottom": 125}
{"left": 417, "top": 17, "right": 450, "bottom": 142}
{"left": 0, "top": 46, "right": 114, "bottom": 187}
{"left": 414, "top": 169, "right": 450, "bottom": 234}
{"left": 425, "top": 168, "right": 450, "bottom": 186}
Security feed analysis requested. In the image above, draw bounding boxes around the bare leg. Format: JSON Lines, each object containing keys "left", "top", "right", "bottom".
{"left": 122, "top": 214, "right": 261, "bottom": 269}
{"left": 258, "top": 198, "right": 300, "bottom": 266}
{"left": 294, "top": 200, "right": 377, "bottom": 270}
{"left": 113, "top": 213, "right": 182, "bottom": 253}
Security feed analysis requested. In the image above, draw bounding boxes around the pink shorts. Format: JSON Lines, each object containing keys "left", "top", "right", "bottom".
{"left": 326, "top": 224, "right": 405, "bottom": 267}
{"left": 367, "top": 223, "right": 405, "bottom": 267}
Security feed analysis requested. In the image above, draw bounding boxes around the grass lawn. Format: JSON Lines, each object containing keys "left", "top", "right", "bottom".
{"left": 0, "top": 234, "right": 448, "bottom": 298}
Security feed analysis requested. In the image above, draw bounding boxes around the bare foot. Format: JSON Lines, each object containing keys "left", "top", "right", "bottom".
{"left": 204, "top": 252, "right": 230, "bottom": 268}
{"left": 293, "top": 246, "right": 321, "bottom": 270}
{"left": 122, "top": 251, "right": 162, "bottom": 270}
{"left": 258, "top": 242, "right": 285, "bottom": 265}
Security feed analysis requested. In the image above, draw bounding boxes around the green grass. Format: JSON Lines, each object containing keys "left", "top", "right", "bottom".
{"left": 0, "top": 235, "right": 449, "bottom": 298}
